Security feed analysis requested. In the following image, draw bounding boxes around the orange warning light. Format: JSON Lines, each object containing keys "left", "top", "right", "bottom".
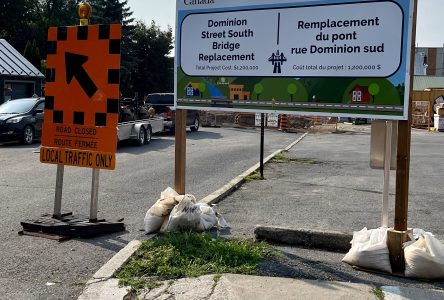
{"left": 78, "top": 2, "right": 92, "bottom": 19}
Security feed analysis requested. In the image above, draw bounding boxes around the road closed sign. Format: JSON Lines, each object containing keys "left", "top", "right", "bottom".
{"left": 176, "top": 0, "right": 414, "bottom": 120}
{"left": 41, "top": 24, "right": 121, "bottom": 170}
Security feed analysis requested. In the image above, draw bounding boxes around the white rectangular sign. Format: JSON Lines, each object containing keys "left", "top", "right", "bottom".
{"left": 176, "top": 0, "right": 414, "bottom": 120}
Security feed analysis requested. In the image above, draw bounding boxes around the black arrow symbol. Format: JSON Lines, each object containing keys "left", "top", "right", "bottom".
{"left": 65, "top": 52, "right": 98, "bottom": 98}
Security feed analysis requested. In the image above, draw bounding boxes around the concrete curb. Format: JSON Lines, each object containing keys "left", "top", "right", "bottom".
{"left": 254, "top": 225, "right": 352, "bottom": 252}
{"left": 78, "top": 240, "right": 142, "bottom": 299}
{"left": 200, "top": 132, "right": 308, "bottom": 205}
{"left": 77, "top": 132, "right": 309, "bottom": 299}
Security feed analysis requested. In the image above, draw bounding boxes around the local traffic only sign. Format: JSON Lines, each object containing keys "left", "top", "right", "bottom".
{"left": 176, "top": 0, "right": 414, "bottom": 120}
{"left": 41, "top": 24, "right": 121, "bottom": 170}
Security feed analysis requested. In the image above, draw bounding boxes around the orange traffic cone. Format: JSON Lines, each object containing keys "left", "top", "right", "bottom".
{"left": 279, "top": 114, "right": 288, "bottom": 132}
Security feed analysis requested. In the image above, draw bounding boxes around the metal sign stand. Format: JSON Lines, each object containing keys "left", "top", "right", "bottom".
{"left": 19, "top": 2, "right": 125, "bottom": 240}
{"left": 53, "top": 165, "right": 64, "bottom": 219}
{"left": 260, "top": 113, "right": 265, "bottom": 179}
{"left": 90, "top": 169, "right": 100, "bottom": 222}
{"left": 381, "top": 121, "right": 393, "bottom": 228}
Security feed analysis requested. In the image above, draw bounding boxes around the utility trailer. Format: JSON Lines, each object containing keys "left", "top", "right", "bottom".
{"left": 117, "top": 97, "right": 164, "bottom": 146}
{"left": 117, "top": 117, "right": 164, "bottom": 146}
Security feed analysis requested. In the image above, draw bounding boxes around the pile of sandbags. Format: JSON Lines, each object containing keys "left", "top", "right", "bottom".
{"left": 342, "top": 227, "right": 444, "bottom": 280}
{"left": 144, "top": 187, "right": 228, "bottom": 234}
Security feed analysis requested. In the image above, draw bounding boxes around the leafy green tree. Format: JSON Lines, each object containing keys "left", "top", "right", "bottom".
{"left": 287, "top": 83, "right": 297, "bottom": 102}
{"left": 254, "top": 83, "right": 264, "bottom": 100}
{"left": 369, "top": 83, "right": 380, "bottom": 102}
{"left": 0, "top": 0, "right": 41, "bottom": 52}
{"left": 131, "top": 21, "right": 174, "bottom": 97}
{"left": 198, "top": 82, "right": 206, "bottom": 98}
{"left": 89, "top": 0, "right": 136, "bottom": 96}
{"left": 23, "top": 40, "right": 42, "bottom": 71}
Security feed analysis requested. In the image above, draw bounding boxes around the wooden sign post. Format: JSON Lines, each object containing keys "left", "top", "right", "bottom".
{"left": 387, "top": 0, "right": 418, "bottom": 274}
{"left": 175, "top": 109, "right": 187, "bottom": 195}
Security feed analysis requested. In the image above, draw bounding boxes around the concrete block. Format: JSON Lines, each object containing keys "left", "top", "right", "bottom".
{"left": 254, "top": 225, "right": 352, "bottom": 252}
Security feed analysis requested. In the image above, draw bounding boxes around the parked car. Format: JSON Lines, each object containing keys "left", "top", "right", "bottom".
{"left": 146, "top": 93, "right": 200, "bottom": 133}
{"left": 0, "top": 97, "right": 45, "bottom": 144}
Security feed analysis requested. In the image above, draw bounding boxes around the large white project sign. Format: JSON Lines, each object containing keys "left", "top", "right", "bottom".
{"left": 176, "top": 0, "right": 414, "bottom": 120}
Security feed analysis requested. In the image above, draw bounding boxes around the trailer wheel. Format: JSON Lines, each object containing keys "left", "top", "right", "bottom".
{"left": 144, "top": 126, "right": 152, "bottom": 144}
{"left": 137, "top": 127, "right": 146, "bottom": 146}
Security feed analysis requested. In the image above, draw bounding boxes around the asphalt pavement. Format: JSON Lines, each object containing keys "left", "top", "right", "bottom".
{"left": 0, "top": 127, "right": 299, "bottom": 300}
{"left": 217, "top": 124, "right": 444, "bottom": 291}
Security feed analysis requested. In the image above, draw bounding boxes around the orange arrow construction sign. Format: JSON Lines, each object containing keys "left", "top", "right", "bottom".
{"left": 41, "top": 24, "right": 121, "bottom": 170}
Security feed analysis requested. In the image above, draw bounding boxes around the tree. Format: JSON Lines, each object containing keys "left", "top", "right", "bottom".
{"left": 131, "top": 21, "right": 174, "bottom": 97}
{"left": 369, "top": 83, "right": 380, "bottom": 103}
{"left": 23, "top": 40, "right": 42, "bottom": 71}
{"left": 287, "top": 83, "right": 297, "bottom": 102}
{"left": 90, "top": 0, "right": 136, "bottom": 96}
{"left": 0, "top": 0, "right": 41, "bottom": 52}
{"left": 198, "top": 82, "right": 206, "bottom": 98}
{"left": 254, "top": 83, "right": 264, "bottom": 100}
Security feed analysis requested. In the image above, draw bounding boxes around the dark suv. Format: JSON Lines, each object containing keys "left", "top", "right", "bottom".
{"left": 146, "top": 93, "right": 200, "bottom": 133}
{"left": 0, "top": 97, "right": 45, "bottom": 144}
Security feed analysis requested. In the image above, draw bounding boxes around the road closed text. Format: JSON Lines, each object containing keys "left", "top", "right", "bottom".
{"left": 40, "top": 147, "right": 115, "bottom": 170}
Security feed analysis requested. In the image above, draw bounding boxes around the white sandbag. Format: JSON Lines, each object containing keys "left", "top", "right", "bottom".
{"left": 196, "top": 203, "right": 218, "bottom": 232}
{"left": 163, "top": 200, "right": 229, "bottom": 233}
{"left": 342, "top": 227, "right": 392, "bottom": 274}
{"left": 144, "top": 215, "right": 164, "bottom": 234}
{"left": 405, "top": 233, "right": 444, "bottom": 279}
{"left": 144, "top": 187, "right": 180, "bottom": 234}
{"left": 164, "top": 195, "right": 201, "bottom": 232}
{"left": 161, "top": 187, "right": 179, "bottom": 199}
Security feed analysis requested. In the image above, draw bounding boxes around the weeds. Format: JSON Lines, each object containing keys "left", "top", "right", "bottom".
{"left": 271, "top": 151, "right": 319, "bottom": 164}
{"left": 244, "top": 171, "right": 263, "bottom": 182}
{"left": 115, "top": 232, "right": 271, "bottom": 293}
{"left": 371, "top": 287, "right": 385, "bottom": 300}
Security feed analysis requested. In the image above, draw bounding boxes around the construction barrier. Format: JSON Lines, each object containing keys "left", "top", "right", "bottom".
{"left": 279, "top": 114, "right": 288, "bottom": 131}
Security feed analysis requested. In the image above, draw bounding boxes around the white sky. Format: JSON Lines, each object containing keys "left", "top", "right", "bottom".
{"left": 128, "top": 0, "right": 443, "bottom": 47}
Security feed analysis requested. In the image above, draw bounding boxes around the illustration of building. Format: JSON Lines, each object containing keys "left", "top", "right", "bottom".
{"left": 229, "top": 84, "right": 250, "bottom": 100}
{"left": 350, "top": 85, "right": 371, "bottom": 103}
{"left": 185, "top": 82, "right": 201, "bottom": 97}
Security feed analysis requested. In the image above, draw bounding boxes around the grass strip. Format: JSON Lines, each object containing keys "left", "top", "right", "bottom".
{"left": 244, "top": 171, "right": 263, "bottom": 182}
{"left": 271, "top": 151, "right": 319, "bottom": 164}
{"left": 115, "top": 232, "right": 271, "bottom": 292}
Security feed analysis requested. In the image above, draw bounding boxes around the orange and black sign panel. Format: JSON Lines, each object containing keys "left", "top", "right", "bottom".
{"left": 41, "top": 24, "right": 121, "bottom": 170}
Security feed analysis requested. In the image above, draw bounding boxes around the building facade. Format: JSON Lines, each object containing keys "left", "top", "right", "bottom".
{"left": 415, "top": 46, "right": 444, "bottom": 76}
{"left": 0, "top": 39, "right": 44, "bottom": 104}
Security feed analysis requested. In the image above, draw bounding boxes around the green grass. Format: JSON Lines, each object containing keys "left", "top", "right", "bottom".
{"left": 371, "top": 287, "right": 385, "bottom": 300}
{"left": 244, "top": 171, "right": 263, "bottom": 182}
{"left": 271, "top": 151, "right": 319, "bottom": 164}
{"left": 115, "top": 232, "right": 271, "bottom": 293}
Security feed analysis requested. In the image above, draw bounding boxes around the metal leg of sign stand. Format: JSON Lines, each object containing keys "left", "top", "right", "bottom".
{"left": 89, "top": 169, "right": 100, "bottom": 222}
{"left": 53, "top": 165, "right": 65, "bottom": 219}
{"left": 382, "top": 121, "right": 392, "bottom": 228}
{"left": 20, "top": 166, "right": 125, "bottom": 240}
